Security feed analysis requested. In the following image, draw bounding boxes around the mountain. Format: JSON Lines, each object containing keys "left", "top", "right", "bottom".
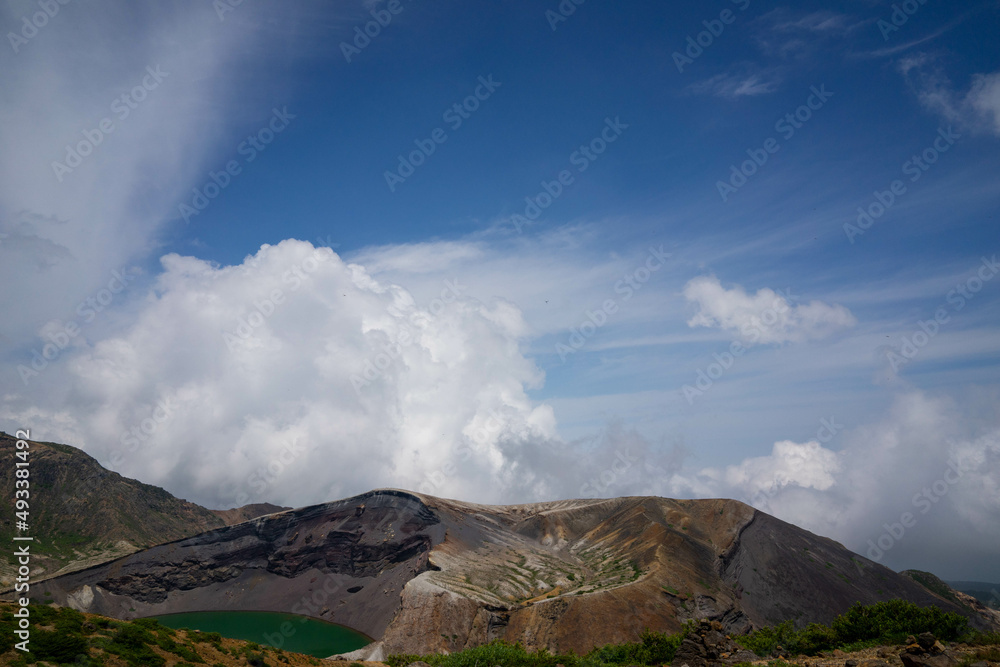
{"left": 0, "top": 431, "right": 287, "bottom": 583}
{"left": 32, "top": 489, "right": 1000, "bottom": 658}
{"left": 946, "top": 580, "right": 1000, "bottom": 610}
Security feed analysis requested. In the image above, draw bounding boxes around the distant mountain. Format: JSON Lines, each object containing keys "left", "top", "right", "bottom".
{"left": 34, "top": 489, "right": 1000, "bottom": 658}
{"left": 0, "top": 431, "right": 287, "bottom": 584}
{"left": 947, "top": 580, "right": 1000, "bottom": 609}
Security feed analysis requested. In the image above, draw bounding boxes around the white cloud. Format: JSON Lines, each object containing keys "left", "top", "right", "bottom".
{"left": 901, "top": 56, "right": 1000, "bottom": 137}
{"left": 0, "top": 240, "right": 679, "bottom": 509}
{"left": 689, "top": 391, "right": 1000, "bottom": 577}
{"left": 703, "top": 439, "right": 841, "bottom": 496}
{"left": 689, "top": 68, "right": 784, "bottom": 98}
{"left": 0, "top": 2, "right": 353, "bottom": 353}
{"left": 682, "top": 275, "right": 856, "bottom": 345}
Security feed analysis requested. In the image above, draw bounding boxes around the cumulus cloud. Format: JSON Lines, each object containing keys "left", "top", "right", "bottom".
{"left": 682, "top": 275, "right": 856, "bottom": 345}
{"left": 901, "top": 56, "right": 1000, "bottom": 137}
{"left": 692, "top": 391, "right": 1000, "bottom": 578}
{"left": 0, "top": 240, "right": 682, "bottom": 509}
{"left": 702, "top": 439, "right": 841, "bottom": 497}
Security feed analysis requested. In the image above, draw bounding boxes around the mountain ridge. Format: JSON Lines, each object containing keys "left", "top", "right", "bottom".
{"left": 0, "top": 431, "right": 288, "bottom": 584}
{"left": 29, "top": 487, "right": 1000, "bottom": 657}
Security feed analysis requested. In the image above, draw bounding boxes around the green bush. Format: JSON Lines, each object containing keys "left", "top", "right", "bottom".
{"left": 101, "top": 623, "right": 166, "bottom": 667}
{"left": 737, "top": 620, "right": 797, "bottom": 656}
{"left": 588, "top": 628, "right": 687, "bottom": 666}
{"left": 965, "top": 631, "right": 1000, "bottom": 646}
{"left": 387, "top": 639, "right": 581, "bottom": 667}
{"left": 737, "top": 600, "right": 971, "bottom": 657}
{"left": 832, "top": 600, "right": 968, "bottom": 644}
{"left": 27, "top": 628, "right": 88, "bottom": 663}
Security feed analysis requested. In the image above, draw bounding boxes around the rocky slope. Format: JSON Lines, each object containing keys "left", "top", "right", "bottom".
{"left": 0, "top": 431, "right": 285, "bottom": 583}
{"left": 30, "top": 489, "right": 999, "bottom": 657}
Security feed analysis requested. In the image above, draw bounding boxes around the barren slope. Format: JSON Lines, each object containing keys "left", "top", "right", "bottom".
{"left": 29, "top": 489, "right": 995, "bottom": 656}
{"left": 0, "top": 431, "right": 287, "bottom": 583}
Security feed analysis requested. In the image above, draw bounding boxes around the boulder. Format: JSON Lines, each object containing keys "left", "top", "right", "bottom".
{"left": 900, "top": 650, "right": 959, "bottom": 667}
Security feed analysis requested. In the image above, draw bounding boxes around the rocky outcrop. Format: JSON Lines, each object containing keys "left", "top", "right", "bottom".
{"left": 670, "top": 619, "right": 758, "bottom": 667}
{"left": 898, "top": 633, "right": 961, "bottom": 667}
{"left": 32, "top": 490, "right": 1000, "bottom": 656}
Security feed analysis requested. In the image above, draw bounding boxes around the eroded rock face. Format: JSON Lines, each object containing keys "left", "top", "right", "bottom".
{"left": 36, "top": 490, "right": 445, "bottom": 640}
{"left": 34, "top": 490, "right": 1000, "bottom": 656}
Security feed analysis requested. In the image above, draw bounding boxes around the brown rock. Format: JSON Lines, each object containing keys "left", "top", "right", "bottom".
{"left": 712, "top": 620, "right": 724, "bottom": 631}
{"left": 917, "top": 633, "right": 936, "bottom": 650}
{"left": 900, "top": 651, "right": 959, "bottom": 667}
{"left": 906, "top": 636, "right": 917, "bottom": 646}
{"left": 930, "top": 641, "right": 945, "bottom": 655}
{"left": 671, "top": 636, "right": 708, "bottom": 667}
{"left": 834, "top": 649, "right": 847, "bottom": 658}
{"left": 845, "top": 660, "right": 858, "bottom": 667}
{"left": 859, "top": 660, "right": 891, "bottom": 667}
{"left": 729, "top": 649, "right": 759, "bottom": 663}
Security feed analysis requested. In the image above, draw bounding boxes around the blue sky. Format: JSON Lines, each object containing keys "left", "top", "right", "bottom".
{"left": 1, "top": 0, "right": 999, "bottom": 580}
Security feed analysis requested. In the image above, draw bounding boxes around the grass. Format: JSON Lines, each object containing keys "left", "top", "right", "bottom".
{"left": 735, "top": 600, "right": 972, "bottom": 657}
{"left": 387, "top": 599, "right": 994, "bottom": 667}
{"left": 386, "top": 626, "right": 693, "bottom": 667}
{"left": 957, "top": 647, "right": 1000, "bottom": 667}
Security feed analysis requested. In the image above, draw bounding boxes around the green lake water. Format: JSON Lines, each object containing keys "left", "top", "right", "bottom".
{"left": 148, "top": 610, "right": 371, "bottom": 658}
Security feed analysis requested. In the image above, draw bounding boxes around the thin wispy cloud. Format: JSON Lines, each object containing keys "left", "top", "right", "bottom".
{"left": 689, "top": 67, "right": 784, "bottom": 98}
{"left": 901, "top": 54, "right": 1000, "bottom": 137}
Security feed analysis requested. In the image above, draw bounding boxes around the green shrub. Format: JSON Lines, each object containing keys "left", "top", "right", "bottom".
{"left": 102, "top": 623, "right": 166, "bottom": 667}
{"left": 738, "top": 600, "right": 971, "bottom": 658}
{"left": 588, "top": 628, "right": 687, "bottom": 666}
{"left": 737, "top": 620, "right": 796, "bottom": 656}
{"left": 831, "top": 600, "right": 967, "bottom": 644}
{"left": 965, "top": 631, "right": 1000, "bottom": 646}
{"left": 387, "top": 640, "right": 581, "bottom": 667}
{"left": 26, "top": 628, "right": 89, "bottom": 663}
